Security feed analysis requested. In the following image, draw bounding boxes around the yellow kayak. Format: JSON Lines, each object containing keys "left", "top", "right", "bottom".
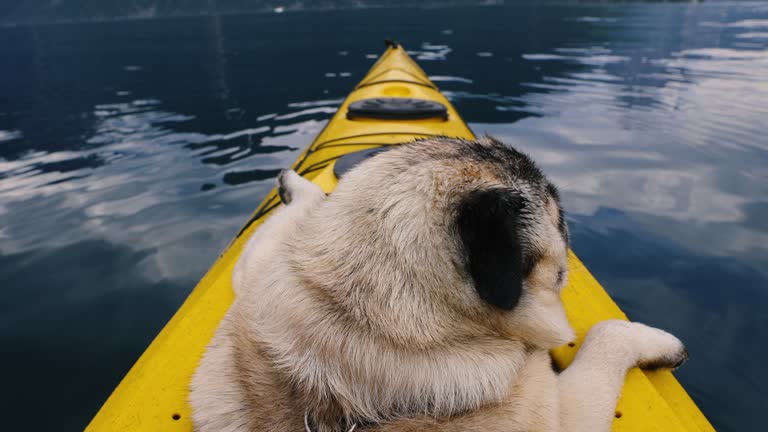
{"left": 87, "top": 44, "right": 713, "bottom": 432}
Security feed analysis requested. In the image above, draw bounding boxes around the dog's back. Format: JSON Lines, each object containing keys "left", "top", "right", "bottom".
{"left": 190, "top": 138, "right": 687, "bottom": 432}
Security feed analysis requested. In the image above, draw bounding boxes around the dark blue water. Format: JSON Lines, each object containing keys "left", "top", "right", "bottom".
{"left": 1, "top": 3, "right": 767, "bottom": 431}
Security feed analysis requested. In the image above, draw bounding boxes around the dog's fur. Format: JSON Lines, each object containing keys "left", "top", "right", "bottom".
{"left": 190, "top": 137, "right": 687, "bottom": 432}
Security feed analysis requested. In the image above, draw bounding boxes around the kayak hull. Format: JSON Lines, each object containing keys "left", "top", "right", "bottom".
{"left": 87, "top": 45, "right": 713, "bottom": 432}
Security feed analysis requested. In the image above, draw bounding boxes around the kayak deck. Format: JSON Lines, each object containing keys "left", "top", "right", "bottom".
{"left": 87, "top": 45, "right": 713, "bottom": 432}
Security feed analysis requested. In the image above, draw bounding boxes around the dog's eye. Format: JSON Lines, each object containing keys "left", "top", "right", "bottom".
{"left": 556, "top": 269, "right": 566, "bottom": 287}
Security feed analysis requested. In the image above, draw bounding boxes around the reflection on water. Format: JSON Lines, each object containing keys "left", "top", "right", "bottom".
{"left": 1, "top": 3, "right": 766, "bottom": 431}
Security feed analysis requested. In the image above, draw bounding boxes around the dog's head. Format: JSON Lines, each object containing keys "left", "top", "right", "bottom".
{"left": 302, "top": 136, "right": 573, "bottom": 350}
{"left": 450, "top": 137, "right": 573, "bottom": 349}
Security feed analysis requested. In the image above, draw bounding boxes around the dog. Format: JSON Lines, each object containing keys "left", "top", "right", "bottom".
{"left": 190, "top": 136, "right": 688, "bottom": 432}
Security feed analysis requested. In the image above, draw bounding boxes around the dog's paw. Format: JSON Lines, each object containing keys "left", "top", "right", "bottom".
{"left": 587, "top": 320, "right": 688, "bottom": 370}
{"left": 277, "top": 169, "right": 324, "bottom": 205}
{"left": 631, "top": 323, "right": 688, "bottom": 370}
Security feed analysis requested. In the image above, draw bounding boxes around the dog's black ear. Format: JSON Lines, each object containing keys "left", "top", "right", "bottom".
{"left": 457, "top": 188, "right": 527, "bottom": 310}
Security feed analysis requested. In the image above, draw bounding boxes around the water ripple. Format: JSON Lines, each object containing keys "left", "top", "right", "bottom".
{"left": 0, "top": 130, "right": 23, "bottom": 142}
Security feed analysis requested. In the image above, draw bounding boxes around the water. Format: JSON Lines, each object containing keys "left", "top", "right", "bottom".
{"left": 1, "top": 3, "right": 767, "bottom": 431}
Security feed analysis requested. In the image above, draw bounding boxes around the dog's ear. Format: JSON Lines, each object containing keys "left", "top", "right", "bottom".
{"left": 457, "top": 188, "right": 528, "bottom": 310}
